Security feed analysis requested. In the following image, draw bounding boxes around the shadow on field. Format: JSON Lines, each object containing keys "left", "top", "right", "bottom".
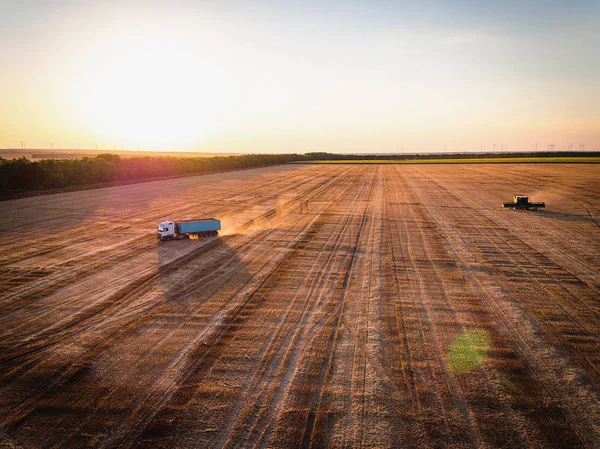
{"left": 0, "top": 235, "right": 253, "bottom": 447}
{"left": 528, "top": 209, "right": 599, "bottom": 225}
{"left": 109, "top": 236, "right": 254, "bottom": 443}
{"left": 154, "top": 234, "right": 251, "bottom": 327}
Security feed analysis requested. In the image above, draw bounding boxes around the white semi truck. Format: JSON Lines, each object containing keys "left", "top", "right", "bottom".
{"left": 157, "top": 218, "right": 221, "bottom": 241}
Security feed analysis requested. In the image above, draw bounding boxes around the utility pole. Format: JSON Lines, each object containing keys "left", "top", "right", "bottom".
{"left": 493, "top": 143, "right": 496, "bottom": 152}
{"left": 535, "top": 142, "right": 538, "bottom": 151}
{"left": 444, "top": 144, "right": 447, "bottom": 153}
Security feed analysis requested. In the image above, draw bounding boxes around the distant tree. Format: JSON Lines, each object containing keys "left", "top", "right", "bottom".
{"left": 0, "top": 152, "right": 310, "bottom": 194}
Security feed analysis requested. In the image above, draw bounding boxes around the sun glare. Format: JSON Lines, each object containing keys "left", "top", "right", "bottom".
{"left": 74, "top": 33, "right": 232, "bottom": 149}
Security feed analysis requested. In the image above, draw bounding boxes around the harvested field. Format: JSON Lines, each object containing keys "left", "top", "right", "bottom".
{"left": 1, "top": 163, "right": 599, "bottom": 448}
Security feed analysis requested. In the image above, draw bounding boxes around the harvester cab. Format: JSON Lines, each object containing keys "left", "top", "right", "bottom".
{"left": 514, "top": 195, "right": 530, "bottom": 208}
{"left": 502, "top": 195, "right": 545, "bottom": 210}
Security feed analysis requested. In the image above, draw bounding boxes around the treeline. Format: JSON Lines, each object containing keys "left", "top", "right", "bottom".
{"left": 0, "top": 153, "right": 304, "bottom": 193}
{"left": 3, "top": 150, "right": 598, "bottom": 194}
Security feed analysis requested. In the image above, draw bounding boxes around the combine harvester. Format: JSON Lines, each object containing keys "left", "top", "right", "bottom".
{"left": 157, "top": 218, "right": 221, "bottom": 241}
{"left": 502, "top": 195, "right": 545, "bottom": 210}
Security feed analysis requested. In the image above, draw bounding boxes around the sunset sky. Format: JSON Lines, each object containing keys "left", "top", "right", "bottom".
{"left": 1, "top": 0, "right": 598, "bottom": 153}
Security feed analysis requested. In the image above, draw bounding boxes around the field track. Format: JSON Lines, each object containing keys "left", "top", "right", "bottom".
{"left": 1, "top": 163, "right": 599, "bottom": 448}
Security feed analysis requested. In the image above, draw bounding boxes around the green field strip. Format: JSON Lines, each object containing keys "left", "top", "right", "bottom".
{"left": 293, "top": 157, "right": 600, "bottom": 165}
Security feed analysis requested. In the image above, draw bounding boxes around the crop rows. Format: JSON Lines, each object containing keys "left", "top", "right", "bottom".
{"left": 0, "top": 163, "right": 598, "bottom": 448}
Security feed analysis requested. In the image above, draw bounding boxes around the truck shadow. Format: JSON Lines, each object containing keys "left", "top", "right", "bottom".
{"left": 154, "top": 235, "right": 251, "bottom": 321}
{"left": 0, "top": 237, "right": 254, "bottom": 447}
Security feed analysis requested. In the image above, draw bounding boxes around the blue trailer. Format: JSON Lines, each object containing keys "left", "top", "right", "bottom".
{"left": 157, "top": 218, "right": 221, "bottom": 241}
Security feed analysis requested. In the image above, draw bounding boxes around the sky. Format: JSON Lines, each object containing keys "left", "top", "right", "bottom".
{"left": 0, "top": 0, "right": 599, "bottom": 153}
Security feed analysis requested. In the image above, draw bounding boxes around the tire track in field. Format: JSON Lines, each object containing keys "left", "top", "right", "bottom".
{"left": 410, "top": 165, "right": 599, "bottom": 448}
{"left": 399, "top": 168, "right": 539, "bottom": 448}
{"left": 0, "top": 167, "right": 347, "bottom": 370}
{"left": 0, "top": 236, "right": 157, "bottom": 314}
{"left": 351, "top": 169, "right": 388, "bottom": 448}
{"left": 0, "top": 168, "right": 344, "bottom": 396}
{"left": 0, "top": 167, "right": 331, "bottom": 296}
{"left": 128, "top": 167, "right": 367, "bottom": 449}
{"left": 0, "top": 165, "right": 329, "bottom": 310}
{"left": 0, "top": 236, "right": 246, "bottom": 429}
{"left": 60, "top": 213, "right": 329, "bottom": 447}
{"left": 0, "top": 168, "right": 339, "bottom": 348}
{"left": 265, "top": 169, "right": 378, "bottom": 449}
{"left": 2, "top": 164, "right": 599, "bottom": 448}
{"left": 33, "top": 192, "right": 338, "bottom": 448}
{"left": 577, "top": 199, "right": 600, "bottom": 230}
{"left": 259, "top": 170, "right": 377, "bottom": 448}
{"left": 125, "top": 166, "right": 358, "bottom": 446}
{"left": 427, "top": 165, "right": 600, "bottom": 293}
{"left": 336, "top": 169, "right": 383, "bottom": 448}
{"left": 378, "top": 169, "right": 452, "bottom": 447}
{"left": 388, "top": 168, "right": 484, "bottom": 448}
{"left": 0, "top": 237, "right": 222, "bottom": 367}
{"left": 207, "top": 169, "right": 370, "bottom": 449}
{"left": 135, "top": 167, "right": 372, "bottom": 449}
{"left": 0, "top": 168, "right": 349, "bottom": 440}
{"left": 0, "top": 167, "right": 323, "bottom": 266}
{"left": 416, "top": 167, "right": 600, "bottom": 373}
{"left": 102, "top": 171, "right": 359, "bottom": 449}
{"left": 475, "top": 164, "right": 600, "bottom": 200}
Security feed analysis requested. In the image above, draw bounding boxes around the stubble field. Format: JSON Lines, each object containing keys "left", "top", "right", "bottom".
{"left": 0, "top": 163, "right": 599, "bottom": 448}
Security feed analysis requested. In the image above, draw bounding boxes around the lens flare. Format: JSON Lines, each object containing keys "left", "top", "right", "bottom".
{"left": 446, "top": 329, "right": 491, "bottom": 374}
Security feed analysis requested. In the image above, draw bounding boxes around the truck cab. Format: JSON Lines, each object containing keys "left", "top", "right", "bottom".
{"left": 157, "top": 221, "right": 175, "bottom": 239}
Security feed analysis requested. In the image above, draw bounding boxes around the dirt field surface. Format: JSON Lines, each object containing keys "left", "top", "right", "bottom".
{"left": 1, "top": 163, "right": 599, "bottom": 449}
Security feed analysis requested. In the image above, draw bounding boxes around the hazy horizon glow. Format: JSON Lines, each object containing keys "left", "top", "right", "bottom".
{"left": 1, "top": 0, "right": 599, "bottom": 153}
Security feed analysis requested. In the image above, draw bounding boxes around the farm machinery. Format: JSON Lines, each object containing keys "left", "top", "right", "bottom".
{"left": 502, "top": 195, "right": 545, "bottom": 210}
